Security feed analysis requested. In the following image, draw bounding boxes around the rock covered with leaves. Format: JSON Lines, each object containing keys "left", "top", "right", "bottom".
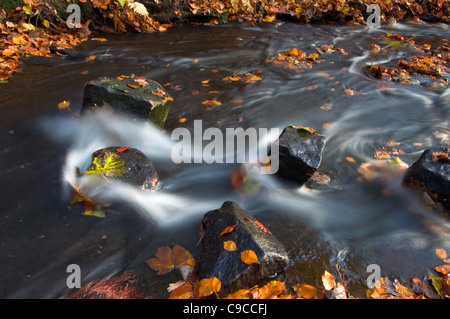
{"left": 82, "top": 75, "right": 172, "bottom": 128}
{"left": 195, "top": 201, "right": 289, "bottom": 297}
{"left": 403, "top": 147, "right": 450, "bottom": 213}
{"left": 272, "top": 125, "right": 326, "bottom": 185}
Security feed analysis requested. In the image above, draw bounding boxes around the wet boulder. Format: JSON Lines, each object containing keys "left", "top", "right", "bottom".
{"left": 403, "top": 147, "right": 450, "bottom": 212}
{"left": 83, "top": 146, "right": 159, "bottom": 191}
{"left": 272, "top": 125, "right": 326, "bottom": 185}
{"left": 82, "top": 76, "right": 172, "bottom": 128}
{"left": 195, "top": 201, "right": 289, "bottom": 297}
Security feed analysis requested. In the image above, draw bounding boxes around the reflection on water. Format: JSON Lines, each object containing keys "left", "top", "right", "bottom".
{"left": 1, "top": 21, "right": 450, "bottom": 298}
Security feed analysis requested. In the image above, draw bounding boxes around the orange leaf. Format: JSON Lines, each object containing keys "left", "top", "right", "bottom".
{"left": 346, "top": 156, "right": 356, "bottom": 163}
{"left": 436, "top": 248, "right": 447, "bottom": 259}
{"left": 295, "top": 284, "right": 319, "bottom": 299}
{"left": 223, "top": 240, "right": 237, "bottom": 252}
{"left": 116, "top": 147, "right": 130, "bottom": 153}
{"left": 202, "top": 100, "right": 221, "bottom": 105}
{"left": 220, "top": 225, "right": 235, "bottom": 237}
{"left": 127, "top": 83, "right": 139, "bottom": 90}
{"left": 197, "top": 277, "right": 221, "bottom": 297}
{"left": 344, "top": 88, "right": 355, "bottom": 95}
{"left": 241, "top": 250, "right": 258, "bottom": 265}
{"left": 253, "top": 220, "right": 272, "bottom": 234}
{"left": 179, "top": 117, "right": 187, "bottom": 123}
{"left": 435, "top": 265, "right": 450, "bottom": 275}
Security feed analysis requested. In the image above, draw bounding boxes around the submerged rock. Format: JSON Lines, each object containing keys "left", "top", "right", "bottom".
{"left": 195, "top": 201, "right": 289, "bottom": 297}
{"left": 83, "top": 146, "right": 159, "bottom": 191}
{"left": 82, "top": 76, "right": 171, "bottom": 128}
{"left": 272, "top": 125, "right": 326, "bottom": 185}
{"left": 403, "top": 147, "right": 450, "bottom": 212}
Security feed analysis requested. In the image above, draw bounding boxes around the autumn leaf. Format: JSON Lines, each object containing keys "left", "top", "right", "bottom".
{"left": 322, "top": 271, "right": 337, "bottom": 291}
{"left": 346, "top": 156, "right": 356, "bottom": 163}
{"left": 197, "top": 277, "right": 221, "bottom": 298}
{"left": 202, "top": 100, "right": 221, "bottom": 105}
{"left": 436, "top": 248, "right": 448, "bottom": 259}
{"left": 57, "top": 100, "right": 70, "bottom": 109}
{"left": 223, "top": 240, "right": 237, "bottom": 252}
{"left": 127, "top": 83, "right": 139, "bottom": 90}
{"left": 116, "top": 146, "right": 130, "bottom": 153}
{"left": 220, "top": 225, "right": 235, "bottom": 237}
{"left": 241, "top": 250, "right": 258, "bottom": 265}
{"left": 294, "top": 284, "right": 320, "bottom": 299}
{"left": 344, "top": 88, "right": 355, "bottom": 95}
{"left": 145, "top": 246, "right": 174, "bottom": 275}
{"left": 168, "top": 280, "right": 194, "bottom": 299}
{"left": 435, "top": 265, "right": 450, "bottom": 275}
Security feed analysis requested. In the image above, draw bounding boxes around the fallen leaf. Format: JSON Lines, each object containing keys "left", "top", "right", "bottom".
{"left": 294, "top": 284, "right": 319, "bottom": 299}
{"left": 127, "top": 83, "right": 139, "bottom": 90}
{"left": 145, "top": 246, "right": 174, "bottom": 275}
{"left": 346, "top": 156, "right": 357, "bottom": 163}
{"left": 197, "top": 277, "right": 221, "bottom": 298}
{"left": 344, "top": 88, "right": 355, "bottom": 95}
{"left": 57, "top": 100, "right": 70, "bottom": 109}
{"left": 436, "top": 248, "right": 447, "bottom": 259}
{"left": 116, "top": 147, "right": 130, "bottom": 153}
{"left": 220, "top": 225, "right": 235, "bottom": 237}
{"left": 241, "top": 250, "right": 258, "bottom": 265}
{"left": 202, "top": 100, "right": 221, "bottom": 105}
{"left": 431, "top": 151, "right": 450, "bottom": 162}
{"left": 168, "top": 280, "right": 194, "bottom": 299}
{"left": 435, "top": 265, "right": 450, "bottom": 275}
{"left": 179, "top": 117, "right": 187, "bottom": 123}
{"left": 223, "top": 240, "right": 237, "bottom": 251}
{"left": 322, "top": 271, "right": 337, "bottom": 291}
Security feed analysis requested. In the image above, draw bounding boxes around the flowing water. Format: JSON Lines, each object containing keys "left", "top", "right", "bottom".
{"left": 1, "top": 21, "right": 450, "bottom": 298}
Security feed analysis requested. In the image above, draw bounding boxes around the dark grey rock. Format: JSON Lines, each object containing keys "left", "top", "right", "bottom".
{"left": 403, "top": 147, "right": 450, "bottom": 212}
{"left": 84, "top": 146, "right": 159, "bottom": 191}
{"left": 195, "top": 201, "right": 289, "bottom": 297}
{"left": 81, "top": 76, "right": 171, "bottom": 128}
{"left": 272, "top": 125, "right": 326, "bottom": 185}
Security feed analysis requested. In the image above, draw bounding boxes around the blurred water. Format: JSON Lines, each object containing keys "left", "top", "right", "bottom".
{"left": 1, "top": 21, "right": 449, "bottom": 298}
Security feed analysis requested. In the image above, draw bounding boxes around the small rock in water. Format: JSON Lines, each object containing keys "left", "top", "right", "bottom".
{"left": 82, "top": 76, "right": 172, "bottom": 128}
{"left": 271, "top": 125, "right": 326, "bottom": 185}
{"left": 84, "top": 146, "right": 159, "bottom": 191}
{"left": 403, "top": 147, "right": 450, "bottom": 213}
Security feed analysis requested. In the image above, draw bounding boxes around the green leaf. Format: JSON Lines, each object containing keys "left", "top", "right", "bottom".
{"left": 117, "top": 0, "right": 126, "bottom": 6}
{"left": 83, "top": 151, "right": 128, "bottom": 177}
{"left": 430, "top": 272, "right": 443, "bottom": 298}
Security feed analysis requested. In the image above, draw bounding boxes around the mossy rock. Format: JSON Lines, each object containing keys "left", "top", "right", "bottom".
{"left": 82, "top": 76, "right": 172, "bottom": 128}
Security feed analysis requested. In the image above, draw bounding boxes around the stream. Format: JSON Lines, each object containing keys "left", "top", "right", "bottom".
{"left": 1, "top": 21, "right": 450, "bottom": 298}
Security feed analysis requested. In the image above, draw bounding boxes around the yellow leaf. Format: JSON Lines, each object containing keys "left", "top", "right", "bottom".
{"left": 223, "top": 240, "right": 237, "bottom": 252}
{"left": 179, "top": 117, "right": 187, "bottom": 123}
{"left": 241, "top": 250, "right": 258, "bottom": 265}
{"left": 43, "top": 19, "right": 50, "bottom": 28}
{"left": 57, "top": 100, "right": 70, "bottom": 109}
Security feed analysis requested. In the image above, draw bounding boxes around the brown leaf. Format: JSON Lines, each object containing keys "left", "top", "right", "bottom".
{"left": 294, "top": 284, "right": 320, "bottom": 299}
{"left": 145, "top": 246, "right": 174, "bottom": 275}
{"left": 431, "top": 152, "right": 450, "bottom": 162}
